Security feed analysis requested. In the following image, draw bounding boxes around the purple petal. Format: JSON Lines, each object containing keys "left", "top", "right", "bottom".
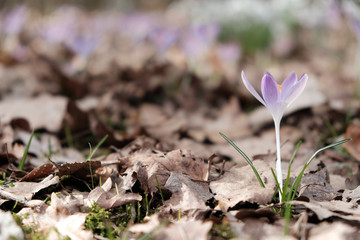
{"left": 281, "top": 71, "right": 297, "bottom": 95}
{"left": 261, "top": 72, "right": 280, "bottom": 108}
{"left": 241, "top": 71, "right": 266, "bottom": 106}
{"left": 283, "top": 73, "right": 308, "bottom": 107}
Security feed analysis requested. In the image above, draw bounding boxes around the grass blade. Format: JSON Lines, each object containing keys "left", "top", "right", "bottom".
{"left": 18, "top": 131, "right": 34, "bottom": 170}
{"left": 154, "top": 173, "right": 165, "bottom": 204}
{"left": 290, "top": 138, "right": 351, "bottom": 200}
{"left": 86, "top": 135, "right": 109, "bottom": 161}
{"left": 220, "top": 132, "right": 265, "bottom": 188}
{"left": 87, "top": 135, "right": 108, "bottom": 189}
{"left": 271, "top": 167, "right": 283, "bottom": 196}
{"left": 283, "top": 140, "right": 302, "bottom": 201}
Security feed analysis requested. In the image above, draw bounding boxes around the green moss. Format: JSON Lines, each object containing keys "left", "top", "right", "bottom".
{"left": 85, "top": 202, "right": 135, "bottom": 239}
{"left": 85, "top": 203, "right": 112, "bottom": 237}
{"left": 210, "top": 222, "right": 236, "bottom": 239}
{"left": 29, "top": 232, "right": 47, "bottom": 240}
{"left": 12, "top": 213, "right": 49, "bottom": 240}
{"left": 12, "top": 213, "right": 32, "bottom": 236}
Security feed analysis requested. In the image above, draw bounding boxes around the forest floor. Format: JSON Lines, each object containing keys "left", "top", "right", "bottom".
{"left": 1, "top": 4, "right": 360, "bottom": 240}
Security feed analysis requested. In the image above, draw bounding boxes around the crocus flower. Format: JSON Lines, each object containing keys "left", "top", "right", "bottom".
{"left": 182, "top": 23, "right": 220, "bottom": 58}
{"left": 3, "top": 5, "right": 28, "bottom": 36}
{"left": 148, "top": 27, "right": 178, "bottom": 53}
{"left": 241, "top": 71, "right": 308, "bottom": 202}
{"left": 64, "top": 32, "right": 101, "bottom": 58}
{"left": 215, "top": 43, "right": 241, "bottom": 64}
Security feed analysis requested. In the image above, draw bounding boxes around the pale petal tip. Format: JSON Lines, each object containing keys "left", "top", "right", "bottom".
{"left": 300, "top": 73, "right": 308, "bottom": 80}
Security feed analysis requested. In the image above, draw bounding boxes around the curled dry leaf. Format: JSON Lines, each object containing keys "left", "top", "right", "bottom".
{"left": 343, "top": 121, "right": 360, "bottom": 162}
{"left": 85, "top": 177, "right": 142, "bottom": 209}
{"left": 160, "top": 172, "right": 213, "bottom": 219}
{"left": 308, "top": 222, "right": 357, "bottom": 240}
{"left": 18, "top": 192, "right": 92, "bottom": 240}
{"left": 290, "top": 199, "right": 360, "bottom": 222}
{"left": 19, "top": 163, "right": 53, "bottom": 181}
{"left": 118, "top": 148, "right": 208, "bottom": 194}
{"left": 0, "top": 174, "right": 59, "bottom": 204}
{"left": 50, "top": 160, "right": 101, "bottom": 179}
{"left": 210, "top": 160, "right": 276, "bottom": 211}
{"left": 299, "top": 163, "right": 339, "bottom": 201}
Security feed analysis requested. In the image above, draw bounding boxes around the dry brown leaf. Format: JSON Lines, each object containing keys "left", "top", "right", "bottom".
{"left": 186, "top": 98, "right": 251, "bottom": 143}
{"left": 142, "top": 110, "right": 187, "bottom": 141}
{"left": 37, "top": 54, "right": 87, "bottom": 99}
{"left": 210, "top": 160, "right": 276, "bottom": 210}
{"left": 119, "top": 149, "right": 208, "bottom": 194}
{"left": 129, "top": 214, "right": 161, "bottom": 235}
{"left": 85, "top": 177, "right": 142, "bottom": 209}
{"left": 51, "top": 160, "right": 101, "bottom": 179}
{"left": 129, "top": 215, "right": 212, "bottom": 240}
{"left": 0, "top": 64, "right": 40, "bottom": 99}
{"left": 0, "top": 174, "right": 59, "bottom": 204}
{"left": 160, "top": 172, "right": 213, "bottom": 219}
{"left": 290, "top": 199, "right": 360, "bottom": 222}
{"left": 233, "top": 208, "right": 278, "bottom": 223}
{"left": 0, "top": 94, "right": 68, "bottom": 132}
{"left": 13, "top": 131, "right": 61, "bottom": 161}
{"left": 10, "top": 117, "right": 31, "bottom": 131}
{"left": 226, "top": 211, "right": 293, "bottom": 240}
{"left": 299, "top": 163, "right": 339, "bottom": 201}
{"left": 49, "top": 148, "right": 86, "bottom": 164}
{"left": 187, "top": 112, "right": 250, "bottom": 144}
{"left": 18, "top": 192, "right": 92, "bottom": 240}
{"left": 342, "top": 185, "right": 360, "bottom": 204}
{"left": 343, "top": 121, "right": 360, "bottom": 162}
{"left": 19, "top": 163, "right": 53, "bottom": 181}
{"left": 154, "top": 220, "right": 213, "bottom": 240}
{"left": 175, "top": 138, "right": 212, "bottom": 159}
{"left": 308, "top": 222, "right": 357, "bottom": 240}
{"left": 329, "top": 174, "right": 347, "bottom": 192}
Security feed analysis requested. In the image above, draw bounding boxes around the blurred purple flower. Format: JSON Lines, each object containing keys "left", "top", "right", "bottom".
{"left": 119, "top": 13, "right": 158, "bottom": 44}
{"left": 348, "top": 16, "right": 360, "bottom": 38}
{"left": 64, "top": 32, "right": 101, "bottom": 58}
{"left": 344, "top": 2, "right": 360, "bottom": 38}
{"left": 90, "top": 13, "right": 118, "bottom": 35}
{"left": 40, "top": 20, "right": 76, "bottom": 44}
{"left": 182, "top": 23, "right": 220, "bottom": 57}
{"left": 40, "top": 6, "right": 79, "bottom": 44}
{"left": 323, "top": 0, "right": 342, "bottom": 30}
{"left": 3, "top": 5, "right": 28, "bottom": 35}
{"left": 148, "top": 27, "right": 178, "bottom": 53}
{"left": 215, "top": 43, "right": 241, "bottom": 63}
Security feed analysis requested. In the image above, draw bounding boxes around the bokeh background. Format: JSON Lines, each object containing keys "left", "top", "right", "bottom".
{"left": 0, "top": 0, "right": 360, "bottom": 151}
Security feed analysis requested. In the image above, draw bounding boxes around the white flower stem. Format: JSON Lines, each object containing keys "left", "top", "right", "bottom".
{"left": 274, "top": 120, "right": 283, "bottom": 202}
